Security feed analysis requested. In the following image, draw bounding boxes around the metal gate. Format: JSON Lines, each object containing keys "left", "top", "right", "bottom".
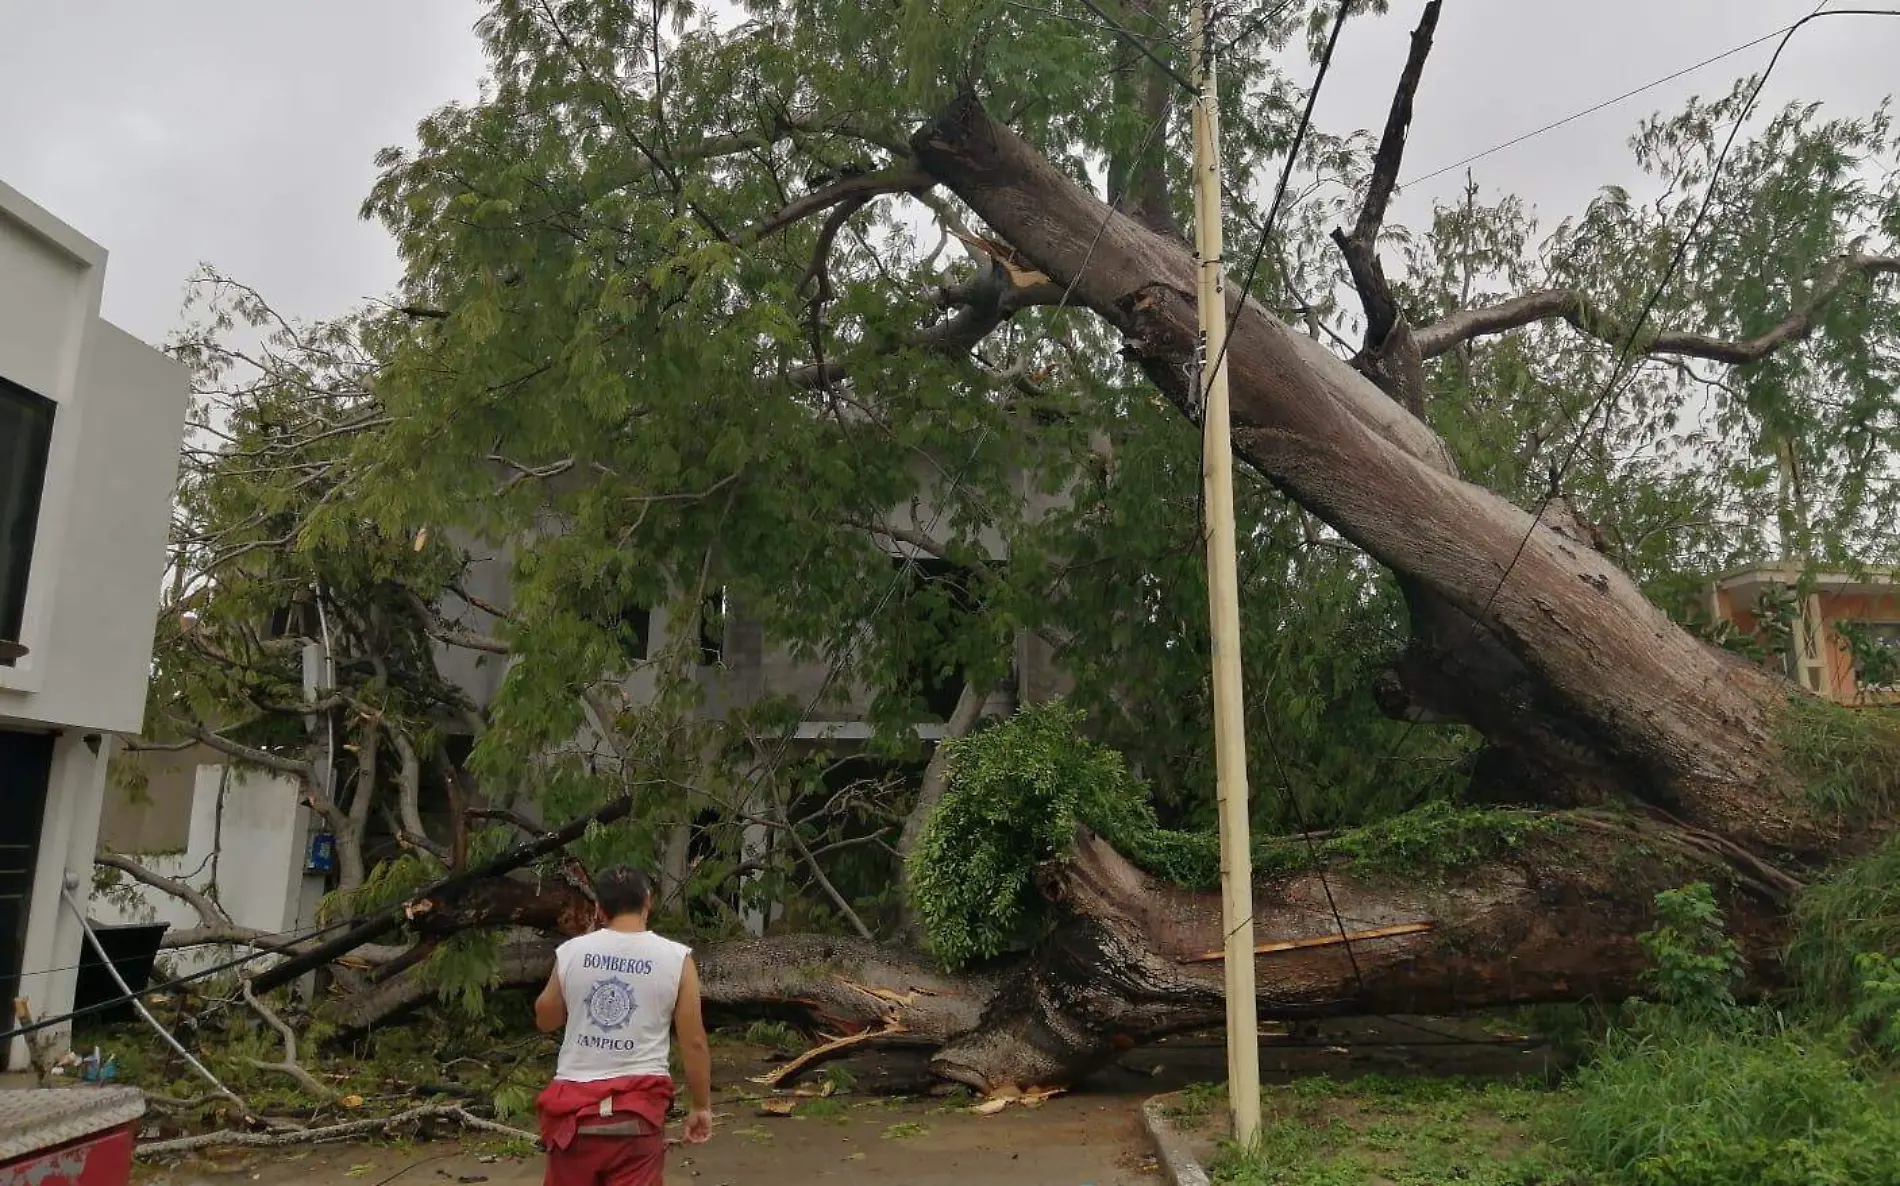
{"left": 0, "top": 728, "right": 53, "bottom": 1067}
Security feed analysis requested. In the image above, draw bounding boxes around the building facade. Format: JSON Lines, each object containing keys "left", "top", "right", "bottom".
{"left": 1710, "top": 563, "right": 1900, "bottom": 704}
{"left": 1, "top": 182, "right": 189, "bottom": 1069}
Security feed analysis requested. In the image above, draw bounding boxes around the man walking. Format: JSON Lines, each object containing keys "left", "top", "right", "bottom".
{"left": 534, "top": 866, "right": 714, "bottom": 1185}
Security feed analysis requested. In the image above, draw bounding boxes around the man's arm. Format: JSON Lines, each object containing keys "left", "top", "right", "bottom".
{"left": 674, "top": 955, "right": 714, "bottom": 1140}
{"left": 534, "top": 967, "right": 567, "bottom": 1032}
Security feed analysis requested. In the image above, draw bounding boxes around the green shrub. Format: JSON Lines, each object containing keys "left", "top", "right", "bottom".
{"left": 907, "top": 701, "right": 1156, "bottom": 967}
{"left": 1558, "top": 883, "right": 1900, "bottom": 1185}
{"left": 1788, "top": 832, "right": 1900, "bottom": 1013}
{"left": 1637, "top": 882, "right": 1743, "bottom": 1015}
{"left": 1851, "top": 951, "right": 1900, "bottom": 1060}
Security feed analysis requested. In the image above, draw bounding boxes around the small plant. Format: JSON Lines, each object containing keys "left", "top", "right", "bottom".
{"left": 1637, "top": 882, "right": 1742, "bottom": 1014}
{"left": 1166, "top": 1080, "right": 1226, "bottom": 1125}
{"left": 882, "top": 1121, "right": 929, "bottom": 1141}
{"left": 743, "top": 1020, "right": 807, "bottom": 1056}
{"left": 1850, "top": 950, "right": 1900, "bottom": 1059}
{"left": 819, "top": 1063, "right": 859, "bottom": 1093}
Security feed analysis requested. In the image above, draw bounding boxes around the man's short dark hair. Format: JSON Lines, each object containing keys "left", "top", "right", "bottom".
{"left": 595, "top": 866, "right": 654, "bottom": 918}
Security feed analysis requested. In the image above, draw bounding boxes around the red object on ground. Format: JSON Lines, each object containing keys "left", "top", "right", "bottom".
{"left": 0, "top": 1088, "right": 143, "bottom": 1186}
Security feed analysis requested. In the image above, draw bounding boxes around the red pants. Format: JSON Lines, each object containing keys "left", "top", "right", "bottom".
{"left": 544, "top": 1131, "right": 667, "bottom": 1186}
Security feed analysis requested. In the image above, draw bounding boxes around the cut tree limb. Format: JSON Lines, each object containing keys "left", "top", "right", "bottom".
{"left": 251, "top": 786, "right": 647, "bottom": 992}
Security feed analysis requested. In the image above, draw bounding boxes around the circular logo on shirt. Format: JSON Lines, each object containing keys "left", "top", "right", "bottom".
{"left": 585, "top": 975, "right": 637, "bottom": 1031}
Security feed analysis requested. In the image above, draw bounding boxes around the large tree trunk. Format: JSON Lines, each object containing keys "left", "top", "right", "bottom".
{"left": 909, "top": 95, "right": 1852, "bottom": 861}
{"left": 326, "top": 811, "right": 1795, "bottom": 1094}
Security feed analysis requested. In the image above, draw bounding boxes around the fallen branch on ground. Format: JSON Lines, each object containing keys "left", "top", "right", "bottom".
{"left": 135, "top": 1104, "right": 536, "bottom": 1158}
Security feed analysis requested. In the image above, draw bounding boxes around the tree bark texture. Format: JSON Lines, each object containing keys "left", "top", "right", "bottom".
{"left": 909, "top": 94, "right": 1847, "bottom": 861}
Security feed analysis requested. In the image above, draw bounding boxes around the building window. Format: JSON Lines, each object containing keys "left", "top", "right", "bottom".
{"left": 699, "top": 588, "right": 727, "bottom": 666}
{"left": 596, "top": 602, "right": 651, "bottom": 666}
{"left": 0, "top": 377, "right": 56, "bottom": 663}
{"left": 890, "top": 555, "right": 980, "bottom": 720}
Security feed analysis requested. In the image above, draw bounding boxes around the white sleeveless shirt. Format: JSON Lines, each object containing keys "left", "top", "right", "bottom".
{"left": 553, "top": 927, "right": 692, "bottom": 1082}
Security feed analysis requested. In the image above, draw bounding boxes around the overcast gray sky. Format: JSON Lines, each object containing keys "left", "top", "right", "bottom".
{"left": 1, "top": 1, "right": 1893, "bottom": 347}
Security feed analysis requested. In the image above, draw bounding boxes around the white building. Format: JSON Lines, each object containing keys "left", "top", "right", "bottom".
{"left": 0, "top": 182, "right": 188, "bottom": 1071}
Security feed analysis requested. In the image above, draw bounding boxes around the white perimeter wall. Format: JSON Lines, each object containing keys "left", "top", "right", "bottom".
{"left": 90, "top": 765, "right": 328, "bottom": 977}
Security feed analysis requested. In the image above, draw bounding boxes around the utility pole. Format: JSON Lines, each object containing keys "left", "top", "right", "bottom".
{"left": 1187, "top": 0, "right": 1262, "bottom": 1147}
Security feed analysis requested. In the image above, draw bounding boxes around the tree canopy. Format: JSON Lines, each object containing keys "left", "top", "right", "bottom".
{"left": 144, "top": 0, "right": 1899, "bottom": 970}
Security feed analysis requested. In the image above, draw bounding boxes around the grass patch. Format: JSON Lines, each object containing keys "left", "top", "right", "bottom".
{"left": 1166, "top": 1080, "right": 1227, "bottom": 1127}
{"left": 794, "top": 1095, "right": 851, "bottom": 1123}
{"left": 1788, "top": 830, "right": 1900, "bottom": 1012}
{"left": 882, "top": 1121, "right": 930, "bottom": 1140}
{"left": 740, "top": 1020, "right": 807, "bottom": 1056}
{"left": 1562, "top": 1014, "right": 1900, "bottom": 1186}
{"left": 1209, "top": 1075, "right": 1568, "bottom": 1186}
{"left": 1778, "top": 695, "right": 1900, "bottom": 820}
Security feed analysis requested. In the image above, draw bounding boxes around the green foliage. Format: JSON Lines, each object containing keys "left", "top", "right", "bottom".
{"left": 1776, "top": 695, "right": 1900, "bottom": 819}
{"left": 743, "top": 1020, "right": 807, "bottom": 1056}
{"left": 1209, "top": 1075, "right": 1567, "bottom": 1186}
{"left": 1851, "top": 952, "right": 1900, "bottom": 1060}
{"left": 908, "top": 701, "right": 1153, "bottom": 967}
{"left": 1550, "top": 882, "right": 1900, "bottom": 1185}
{"left": 420, "top": 930, "right": 507, "bottom": 1017}
{"left": 1561, "top": 1018, "right": 1900, "bottom": 1186}
{"left": 1636, "top": 882, "right": 1743, "bottom": 1014}
{"left": 1788, "top": 831, "right": 1900, "bottom": 1014}
{"left": 1836, "top": 620, "right": 1900, "bottom": 696}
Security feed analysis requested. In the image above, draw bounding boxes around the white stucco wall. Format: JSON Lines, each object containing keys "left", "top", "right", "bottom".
{"left": 0, "top": 183, "right": 187, "bottom": 735}
{"left": 90, "top": 765, "right": 328, "bottom": 976}
{"left": 0, "top": 181, "right": 188, "bottom": 1069}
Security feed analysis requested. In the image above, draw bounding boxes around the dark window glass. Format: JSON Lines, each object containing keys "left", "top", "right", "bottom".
{"left": 0, "top": 377, "right": 55, "bottom": 659}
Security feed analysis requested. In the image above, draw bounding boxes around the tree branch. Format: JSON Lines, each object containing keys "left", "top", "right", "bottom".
{"left": 187, "top": 725, "right": 313, "bottom": 781}
{"left": 391, "top": 728, "right": 449, "bottom": 861}
{"left": 1413, "top": 251, "right": 1900, "bottom": 362}
{"left": 240, "top": 979, "right": 334, "bottom": 1099}
{"left": 95, "top": 853, "right": 232, "bottom": 931}
{"left": 1330, "top": 0, "right": 1440, "bottom": 416}
{"left": 744, "top": 164, "right": 933, "bottom": 244}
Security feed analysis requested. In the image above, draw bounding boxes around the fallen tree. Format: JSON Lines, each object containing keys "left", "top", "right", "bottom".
{"left": 325, "top": 805, "right": 1806, "bottom": 1094}
{"left": 143, "top": 1, "right": 1900, "bottom": 1103}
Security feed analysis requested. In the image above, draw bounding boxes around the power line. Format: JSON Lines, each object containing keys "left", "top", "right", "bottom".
{"left": 1071, "top": 0, "right": 1197, "bottom": 93}
{"left": 1403, "top": 8, "right": 1900, "bottom": 190}
{"left": 1399, "top": 22, "right": 1799, "bottom": 190}
{"left": 9, "top": 916, "right": 355, "bottom": 985}
{"left": 1200, "top": 0, "right": 1347, "bottom": 426}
